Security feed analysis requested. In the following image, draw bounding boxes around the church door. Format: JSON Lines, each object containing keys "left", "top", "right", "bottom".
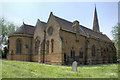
{"left": 64, "top": 53, "right": 67, "bottom": 65}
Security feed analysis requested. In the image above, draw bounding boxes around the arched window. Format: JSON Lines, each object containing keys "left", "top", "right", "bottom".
{"left": 35, "top": 40, "right": 40, "bottom": 55}
{"left": 48, "top": 27, "right": 53, "bottom": 36}
{"left": 71, "top": 50, "right": 73, "bottom": 58}
{"left": 47, "top": 40, "right": 49, "bottom": 53}
{"left": 51, "top": 39, "right": 54, "bottom": 53}
{"left": 79, "top": 51, "right": 83, "bottom": 58}
{"left": 92, "top": 45, "right": 95, "bottom": 57}
{"left": 71, "top": 50, "right": 75, "bottom": 58}
{"left": 16, "top": 39, "right": 22, "bottom": 54}
{"left": 100, "top": 48, "right": 103, "bottom": 56}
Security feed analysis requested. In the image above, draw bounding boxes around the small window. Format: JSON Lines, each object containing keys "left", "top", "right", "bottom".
{"left": 71, "top": 50, "right": 73, "bottom": 58}
{"left": 79, "top": 52, "right": 83, "bottom": 58}
{"left": 73, "top": 51, "right": 75, "bottom": 58}
{"left": 91, "top": 45, "right": 95, "bottom": 57}
{"left": 51, "top": 39, "right": 54, "bottom": 53}
{"left": 47, "top": 41, "right": 49, "bottom": 53}
{"left": 35, "top": 40, "right": 40, "bottom": 55}
{"left": 71, "top": 50, "right": 75, "bottom": 58}
{"left": 48, "top": 27, "right": 53, "bottom": 36}
{"left": 26, "top": 44, "right": 28, "bottom": 48}
{"left": 16, "top": 39, "right": 22, "bottom": 54}
{"left": 76, "top": 40, "right": 79, "bottom": 42}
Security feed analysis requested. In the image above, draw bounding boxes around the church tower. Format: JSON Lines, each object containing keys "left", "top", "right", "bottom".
{"left": 93, "top": 6, "right": 100, "bottom": 32}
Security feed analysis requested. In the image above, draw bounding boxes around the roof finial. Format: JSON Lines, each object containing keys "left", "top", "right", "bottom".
{"left": 50, "top": 12, "right": 53, "bottom": 14}
{"left": 23, "top": 19, "right": 25, "bottom": 25}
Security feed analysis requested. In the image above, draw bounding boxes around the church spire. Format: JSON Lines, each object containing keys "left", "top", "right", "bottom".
{"left": 93, "top": 5, "right": 100, "bottom": 32}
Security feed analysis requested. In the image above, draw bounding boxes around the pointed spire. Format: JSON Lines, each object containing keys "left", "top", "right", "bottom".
{"left": 93, "top": 5, "right": 100, "bottom": 32}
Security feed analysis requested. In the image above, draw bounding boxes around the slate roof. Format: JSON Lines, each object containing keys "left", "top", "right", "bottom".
{"left": 40, "top": 21, "right": 47, "bottom": 30}
{"left": 13, "top": 23, "right": 35, "bottom": 35}
{"left": 53, "top": 15, "right": 112, "bottom": 42}
{"left": 80, "top": 25, "right": 111, "bottom": 42}
{"left": 12, "top": 14, "right": 112, "bottom": 42}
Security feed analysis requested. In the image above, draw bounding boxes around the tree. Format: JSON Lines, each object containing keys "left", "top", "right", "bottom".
{"left": 0, "top": 18, "right": 7, "bottom": 47}
{"left": 118, "top": 23, "right": 120, "bottom": 59}
{"left": 0, "top": 18, "right": 19, "bottom": 58}
{"left": 2, "top": 47, "right": 8, "bottom": 58}
{"left": 112, "top": 23, "right": 120, "bottom": 59}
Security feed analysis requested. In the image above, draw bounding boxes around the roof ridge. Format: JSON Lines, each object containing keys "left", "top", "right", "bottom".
{"left": 41, "top": 21, "right": 47, "bottom": 24}
{"left": 53, "top": 15, "right": 73, "bottom": 24}
{"left": 52, "top": 14, "right": 111, "bottom": 42}
{"left": 53, "top": 14, "right": 104, "bottom": 36}
{"left": 24, "top": 23, "right": 35, "bottom": 27}
{"left": 80, "top": 25, "right": 104, "bottom": 35}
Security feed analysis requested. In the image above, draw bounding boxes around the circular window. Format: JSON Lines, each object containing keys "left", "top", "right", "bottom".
{"left": 48, "top": 27, "right": 53, "bottom": 36}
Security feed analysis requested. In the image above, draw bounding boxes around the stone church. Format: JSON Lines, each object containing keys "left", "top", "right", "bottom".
{"left": 7, "top": 7, "right": 117, "bottom": 65}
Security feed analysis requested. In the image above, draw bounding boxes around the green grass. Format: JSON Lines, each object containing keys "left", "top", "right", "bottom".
{"left": 1, "top": 59, "right": 119, "bottom": 78}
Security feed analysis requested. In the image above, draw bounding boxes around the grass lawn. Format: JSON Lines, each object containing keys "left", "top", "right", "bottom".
{"left": 1, "top": 59, "right": 119, "bottom": 78}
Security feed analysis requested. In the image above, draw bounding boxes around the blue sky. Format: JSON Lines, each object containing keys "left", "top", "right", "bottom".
{"left": 1, "top": 2, "right": 118, "bottom": 40}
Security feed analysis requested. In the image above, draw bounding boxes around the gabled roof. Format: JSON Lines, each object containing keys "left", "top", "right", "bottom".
{"left": 36, "top": 19, "right": 47, "bottom": 30}
{"left": 41, "top": 21, "right": 47, "bottom": 30}
{"left": 53, "top": 14, "right": 112, "bottom": 42}
{"left": 13, "top": 23, "right": 35, "bottom": 35}
{"left": 10, "top": 12, "right": 112, "bottom": 42}
{"left": 54, "top": 15, "right": 86, "bottom": 36}
{"left": 80, "top": 25, "right": 111, "bottom": 42}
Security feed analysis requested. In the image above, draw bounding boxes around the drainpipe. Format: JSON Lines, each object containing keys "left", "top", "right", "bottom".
{"left": 43, "top": 30, "right": 46, "bottom": 63}
{"left": 30, "top": 37, "right": 32, "bottom": 62}
{"left": 84, "top": 37, "right": 88, "bottom": 65}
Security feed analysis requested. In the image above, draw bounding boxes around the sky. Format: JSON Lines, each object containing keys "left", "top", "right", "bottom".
{"left": 0, "top": 1, "right": 119, "bottom": 40}
{"left": 118, "top": 1, "right": 120, "bottom": 23}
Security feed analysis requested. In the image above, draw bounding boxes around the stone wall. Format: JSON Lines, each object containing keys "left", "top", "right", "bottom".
{"left": 42, "top": 14, "right": 63, "bottom": 65}
{"left": 60, "top": 30, "right": 86, "bottom": 65}
{"left": 87, "top": 36, "right": 117, "bottom": 64}
{"left": 7, "top": 13, "right": 117, "bottom": 65}
{"left": 7, "top": 35, "right": 33, "bottom": 61}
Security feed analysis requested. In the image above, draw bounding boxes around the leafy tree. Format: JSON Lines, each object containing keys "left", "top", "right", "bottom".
{"left": 118, "top": 23, "right": 120, "bottom": 59}
{"left": 0, "top": 18, "right": 19, "bottom": 58}
{"left": 2, "top": 47, "right": 8, "bottom": 58}
{"left": 0, "top": 18, "right": 7, "bottom": 47}
{"left": 112, "top": 23, "right": 120, "bottom": 59}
